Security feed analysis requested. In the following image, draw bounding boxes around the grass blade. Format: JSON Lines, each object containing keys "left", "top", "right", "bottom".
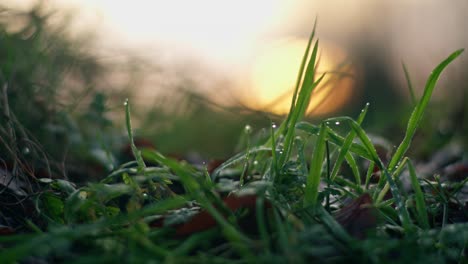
{"left": 407, "top": 159, "right": 430, "bottom": 229}
{"left": 296, "top": 122, "right": 373, "bottom": 160}
{"left": 402, "top": 62, "right": 416, "bottom": 105}
{"left": 280, "top": 39, "right": 324, "bottom": 167}
{"left": 304, "top": 123, "right": 327, "bottom": 208}
{"left": 330, "top": 103, "right": 369, "bottom": 182}
{"left": 124, "top": 99, "right": 146, "bottom": 173}
{"left": 327, "top": 116, "right": 413, "bottom": 232}
{"left": 388, "top": 49, "right": 464, "bottom": 172}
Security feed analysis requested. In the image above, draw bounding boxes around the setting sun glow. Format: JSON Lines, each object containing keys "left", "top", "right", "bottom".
{"left": 247, "top": 38, "right": 358, "bottom": 116}
{"left": 4, "top": 0, "right": 359, "bottom": 115}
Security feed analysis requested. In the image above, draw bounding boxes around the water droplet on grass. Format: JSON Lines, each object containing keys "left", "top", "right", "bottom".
{"left": 335, "top": 121, "right": 340, "bottom": 125}
{"left": 244, "top": 124, "right": 252, "bottom": 134}
{"left": 271, "top": 123, "right": 277, "bottom": 129}
{"left": 23, "top": 147, "right": 30, "bottom": 154}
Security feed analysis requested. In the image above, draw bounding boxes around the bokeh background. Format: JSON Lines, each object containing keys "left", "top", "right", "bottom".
{"left": 2, "top": 0, "right": 467, "bottom": 160}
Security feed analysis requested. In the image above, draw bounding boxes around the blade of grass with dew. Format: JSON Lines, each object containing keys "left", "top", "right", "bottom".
{"left": 375, "top": 157, "right": 410, "bottom": 203}
{"left": 296, "top": 122, "right": 373, "bottom": 160}
{"left": 298, "top": 122, "right": 370, "bottom": 160}
{"left": 270, "top": 121, "right": 279, "bottom": 182}
{"left": 279, "top": 40, "right": 324, "bottom": 168}
{"left": 239, "top": 125, "right": 252, "bottom": 186}
{"left": 402, "top": 62, "right": 416, "bottom": 105}
{"left": 328, "top": 116, "right": 413, "bottom": 232}
{"left": 142, "top": 150, "right": 199, "bottom": 194}
{"left": 124, "top": 99, "right": 146, "bottom": 173}
{"left": 330, "top": 103, "right": 369, "bottom": 182}
{"left": 407, "top": 159, "right": 430, "bottom": 229}
{"left": 263, "top": 21, "right": 317, "bottom": 151}
{"left": 210, "top": 146, "right": 272, "bottom": 181}
{"left": 304, "top": 123, "right": 327, "bottom": 208}
{"left": 388, "top": 49, "right": 464, "bottom": 172}
{"left": 142, "top": 149, "right": 252, "bottom": 248}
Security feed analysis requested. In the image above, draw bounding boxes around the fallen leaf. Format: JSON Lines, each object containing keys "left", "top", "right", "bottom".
{"left": 333, "top": 193, "right": 377, "bottom": 239}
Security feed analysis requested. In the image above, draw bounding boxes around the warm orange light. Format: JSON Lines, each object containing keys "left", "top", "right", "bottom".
{"left": 246, "top": 38, "right": 358, "bottom": 116}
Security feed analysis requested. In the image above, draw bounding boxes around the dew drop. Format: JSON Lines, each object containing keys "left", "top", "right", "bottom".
{"left": 272, "top": 123, "right": 277, "bottom": 129}
{"left": 326, "top": 121, "right": 330, "bottom": 125}
{"left": 335, "top": 121, "right": 340, "bottom": 125}
{"left": 123, "top": 99, "right": 128, "bottom": 106}
{"left": 244, "top": 124, "right": 252, "bottom": 134}
{"left": 23, "top": 147, "right": 30, "bottom": 155}
{"left": 366, "top": 102, "right": 370, "bottom": 106}
{"left": 253, "top": 160, "right": 258, "bottom": 166}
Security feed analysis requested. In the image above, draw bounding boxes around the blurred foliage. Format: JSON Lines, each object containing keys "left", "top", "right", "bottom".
{"left": 0, "top": 3, "right": 130, "bottom": 184}
{"left": 138, "top": 89, "right": 280, "bottom": 158}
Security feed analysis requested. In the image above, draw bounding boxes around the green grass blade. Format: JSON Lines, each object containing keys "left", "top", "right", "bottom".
{"left": 402, "top": 62, "right": 416, "bottom": 105}
{"left": 364, "top": 160, "right": 375, "bottom": 190}
{"left": 328, "top": 116, "right": 413, "bottom": 232}
{"left": 142, "top": 150, "right": 199, "bottom": 193}
{"left": 124, "top": 99, "right": 146, "bottom": 173}
{"left": 344, "top": 152, "right": 362, "bottom": 191}
{"left": 304, "top": 123, "right": 327, "bottom": 208}
{"left": 264, "top": 20, "right": 317, "bottom": 158}
{"left": 287, "top": 19, "right": 317, "bottom": 119}
{"left": 142, "top": 149, "right": 251, "bottom": 247}
{"left": 296, "top": 122, "right": 373, "bottom": 160}
{"left": 330, "top": 103, "right": 369, "bottom": 182}
{"left": 280, "top": 40, "right": 324, "bottom": 167}
{"left": 388, "top": 49, "right": 464, "bottom": 172}
{"left": 211, "top": 146, "right": 272, "bottom": 180}
{"left": 270, "top": 122, "right": 279, "bottom": 182}
{"left": 407, "top": 159, "right": 430, "bottom": 229}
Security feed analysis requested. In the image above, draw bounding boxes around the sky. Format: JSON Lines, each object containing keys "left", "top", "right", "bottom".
{"left": 4, "top": 0, "right": 467, "bottom": 115}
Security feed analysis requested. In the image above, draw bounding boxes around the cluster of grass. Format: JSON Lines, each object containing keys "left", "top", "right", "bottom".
{"left": 0, "top": 7, "right": 466, "bottom": 264}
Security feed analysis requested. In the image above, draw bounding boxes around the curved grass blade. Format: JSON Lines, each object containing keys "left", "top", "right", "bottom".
{"left": 388, "top": 49, "right": 464, "bottom": 172}
{"left": 330, "top": 103, "right": 369, "bottom": 182}
{"left": 344, "top": 152, "right": 362, "bottom": 192}
{"left": 296, "top": 122, "right": 372, "bottom": 160}
{"left": 326, "top": 116, "right": 413, "bottom": 232}
{"left": 211, "top": 146, "right": 273, "bottom": 180}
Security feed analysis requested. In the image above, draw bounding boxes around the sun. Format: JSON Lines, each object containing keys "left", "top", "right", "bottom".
{"left": 246, "top": 38, "right": 359, "bottom": 116}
